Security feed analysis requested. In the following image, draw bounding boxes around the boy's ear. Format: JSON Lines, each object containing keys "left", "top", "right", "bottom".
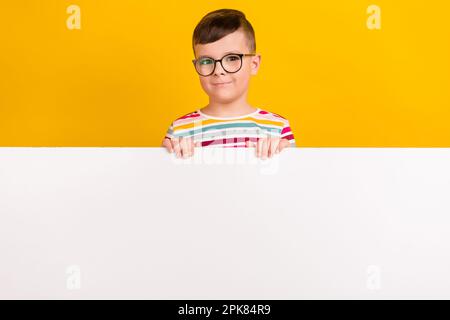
{"left": 251, "top": 54, "right": 261, "bottom": 75}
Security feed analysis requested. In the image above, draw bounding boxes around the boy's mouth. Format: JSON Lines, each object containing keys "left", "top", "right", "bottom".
{"left": 211, "top": 81, "right": 232, "bottom": 87}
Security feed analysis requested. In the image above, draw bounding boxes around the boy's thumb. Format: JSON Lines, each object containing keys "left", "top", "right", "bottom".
{"left": 194, "top": 141, "right": 201, "bottom": 147}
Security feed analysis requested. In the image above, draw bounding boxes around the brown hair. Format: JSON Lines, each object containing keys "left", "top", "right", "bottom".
{"left": 192, "top": 9, "right": 256, "bottom": 56}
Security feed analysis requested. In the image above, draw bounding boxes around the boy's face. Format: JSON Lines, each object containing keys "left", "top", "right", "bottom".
{"left": 193, "top": 29, "right": 261, "bottom": 104}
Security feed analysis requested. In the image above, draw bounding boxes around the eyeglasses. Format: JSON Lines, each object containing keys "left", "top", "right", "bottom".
{"left": 192, "top": 53, "right": 256, "bottom": 77}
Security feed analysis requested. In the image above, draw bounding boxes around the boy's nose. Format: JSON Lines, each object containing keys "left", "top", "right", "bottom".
{"left": 213, "top": 61, "right": 226, "bottom": 75}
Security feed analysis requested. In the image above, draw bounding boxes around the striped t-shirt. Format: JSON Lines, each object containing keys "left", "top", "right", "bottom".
{"left": 164, "top": 107, "right": 296, "bottom": 148}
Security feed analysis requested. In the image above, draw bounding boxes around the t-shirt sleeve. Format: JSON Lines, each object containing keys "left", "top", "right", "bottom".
{"left": 281, "top": 120, "right": 296, "bottom": 147}
{"left": 164, "top": 122, "right": 175, "bottom": 140}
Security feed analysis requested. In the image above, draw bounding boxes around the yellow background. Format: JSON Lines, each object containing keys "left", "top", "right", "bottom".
{"left": 1, "top": 0, "right": 449, "bottom": 146}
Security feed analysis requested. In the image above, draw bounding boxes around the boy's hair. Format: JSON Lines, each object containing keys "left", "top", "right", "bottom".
{"left": 192, "top": 9, "right": 256, "bottom": 56}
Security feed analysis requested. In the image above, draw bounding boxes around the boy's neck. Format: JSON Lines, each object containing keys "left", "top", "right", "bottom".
{"left": 201, "top": 97, "right": 257, "bottom": 118}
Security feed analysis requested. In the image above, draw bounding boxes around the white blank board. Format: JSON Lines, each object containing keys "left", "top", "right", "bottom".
{"left": 1, "top": 147, "right": 450, "bottom": 299}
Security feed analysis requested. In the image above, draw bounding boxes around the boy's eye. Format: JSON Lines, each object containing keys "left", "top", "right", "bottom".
{"left": 199, "top": 58, "right": 213, "bottom": 65}
{"left": 225, "top": 55, "right": 240, "bottom": 61}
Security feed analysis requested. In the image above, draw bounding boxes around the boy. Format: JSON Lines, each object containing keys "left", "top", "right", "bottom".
{"left": 162, "top": 9, "right": 296, "bottom": 159}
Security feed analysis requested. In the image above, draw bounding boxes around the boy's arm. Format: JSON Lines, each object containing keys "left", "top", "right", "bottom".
{"left": 281, "top": 120, "right": 296, "bottom": 147}
{"left": 162, "top": 122, "right": 194, "bottom": 158}
{"left": 164, "top": 122, "right": 175, "bottom": 141}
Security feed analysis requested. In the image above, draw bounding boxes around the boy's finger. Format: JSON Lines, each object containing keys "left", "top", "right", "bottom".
{"left": 190, "top": 138, "right": 195, "bottom": 155}
{"left": 171, "top": 138, "right": 182, "bottom": 158}
{"left": 194, "top": 141, "right": 202, "bottom": 147}
{"left": 277, "top": 138, "right": 290, "bottom": 153}
{"left": 182, "top": 137, "right": 192, "bottom": 158}
{"left": 162, "top": 138, "right": 174, "bottom": 153}
{"left": 261, "top": 137, "right": 269, "bottom": 159}
{"left": 269, "top": 137, "right": 280, "bottom": 157}
{"left": 257, "top": 138, "right": 264, "bottom": 157}
{"left": 187, "top": 137, "right": 194, "bottom": 156}
{"left": 179, "top": 137, "right": 189, "bottom": 158}
{"left": 184, "top": 138, "right": 191, "bottom": 157}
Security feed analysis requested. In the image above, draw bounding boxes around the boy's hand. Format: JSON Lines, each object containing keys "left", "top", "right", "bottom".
{"left": 245, "top": 137, "right": 291, "bottom": 159}
{"left": 162, "top": 137, "right": 200, "bottom": 158}
{"left": 163, "top": 136, "right": 291, "bottom": 159}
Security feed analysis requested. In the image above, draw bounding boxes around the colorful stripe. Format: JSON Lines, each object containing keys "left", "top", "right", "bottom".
{"left": 165, "top": 108, "right": 296, "bottom": 148}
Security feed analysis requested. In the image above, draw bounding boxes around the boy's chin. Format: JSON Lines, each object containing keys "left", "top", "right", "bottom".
{"left": 208, "top": 93, "right": 238, "bottom": 103}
